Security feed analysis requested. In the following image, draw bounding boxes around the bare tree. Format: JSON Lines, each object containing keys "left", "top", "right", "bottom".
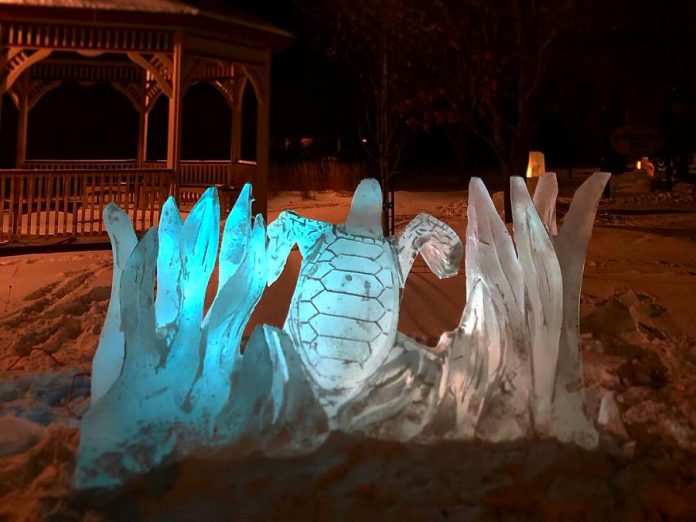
{"left": 411, "top": 0, "right": 584, "bottom": 220}
{"left": 298, "top": 0, "right": 428, "bottom": 232}
{"left": 300, "top": 0, "right": 604, "bottom": 222}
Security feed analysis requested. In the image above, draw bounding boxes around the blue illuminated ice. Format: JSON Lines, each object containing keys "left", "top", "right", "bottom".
{"left": 77, "top": 173, "right": 608, "bottom": 489}
{"left": 77, "top": 185, "right": 327, "bottom": 489}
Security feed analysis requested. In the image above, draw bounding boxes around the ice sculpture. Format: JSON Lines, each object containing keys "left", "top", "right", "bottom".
{"left": 335, "top": 173, "right": 608, "bottom": 448}
{"left": 76, "top": 185, "right": 327, "bottom": 489}
{"left": 76, "top": 173, "right": 608, "bottom": 489}
{"left": 547, "top": 172, "right": 611, "bottom": 443}
{"left": 90, "top": 204, "right": 137, "bottom": 404}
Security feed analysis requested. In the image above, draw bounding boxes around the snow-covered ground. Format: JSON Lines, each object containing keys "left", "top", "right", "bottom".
{"left": 1, "top": 181, "right": 696, "bottom": 521}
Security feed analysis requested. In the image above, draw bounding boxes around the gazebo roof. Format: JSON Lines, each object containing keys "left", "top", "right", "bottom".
{"left": 0, "top": 0, "right": 198, "bottom": 14}
{"left": 0, "top": 0, "right": 292, "bottom": 47}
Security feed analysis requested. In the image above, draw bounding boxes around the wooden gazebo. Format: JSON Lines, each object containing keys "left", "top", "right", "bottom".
{"left": 0, "top": 0, "right": 290, "bottom": 244}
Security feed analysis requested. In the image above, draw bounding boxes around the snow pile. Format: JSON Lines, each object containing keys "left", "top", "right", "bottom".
{"left": 0, "top": 416, "right": 44, "bottom": 457}
{"left": 581, "top": 289, "right": 696, "bottom": 453}
{"left": 0, "top": 259, "right": 111, "bottom": 373}
{"left": 611, "top": 181, "right": 696, "bottom": 205}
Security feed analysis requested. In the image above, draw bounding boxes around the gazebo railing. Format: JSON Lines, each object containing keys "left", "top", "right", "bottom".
{"left": 182, "top": 160, "right": 230, "bottom": 186}
{"left": 22, "top": 159, "right": 255, "bottom": 187}
{"left": 0, "top": 168, "right": 173, "bottom": 242}
{"left": 231, "top": 160, "right": 258, "bottom": 187}
{"left": 173, "top": 160, "right": 256, "bottom": 213}
{"left": 24, "top": 159, "right": 145, "bottom": 171}
{"left": 1, "top": 160, "right": 259, "bottom": 245}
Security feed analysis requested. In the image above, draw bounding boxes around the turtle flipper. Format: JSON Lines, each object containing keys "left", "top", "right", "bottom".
{"left": 266, "top": 211, "right": 331, "bottom": 285}
{"left": 391, "top": 213, "right": 463, "bottom": 287}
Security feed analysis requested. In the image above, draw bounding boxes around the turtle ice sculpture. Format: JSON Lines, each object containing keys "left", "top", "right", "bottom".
{"left": 76, "top": 172, "right": 610, "bottom": 490}
{"left": 266, "top": 179, "right": 463, "bottom": 417}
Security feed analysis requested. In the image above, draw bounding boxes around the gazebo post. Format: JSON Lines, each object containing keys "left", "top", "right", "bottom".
{"left": 137, "top": 110, "right": 149, "bottom": 167}
{"left": 15, "top": 75, "right": 29, "bottom": 169}
{"left": 254, "top": 59, "right": 271, "bottom": 220}
{"left": 136, "top": 73, "right": 148, "bottom": 167}
{"left": 167, "top": 33, "right": 184, "bottom": 197}
{"left": 231, "top": 104, "right": 242, "bottom": 164}
{"left": 229, "top": 76, "right": 244, "bottom": 187}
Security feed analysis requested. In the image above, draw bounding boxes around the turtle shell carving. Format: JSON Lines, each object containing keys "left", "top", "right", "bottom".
{"left": 266, "top": 179, "right": 463, "bottom": 414}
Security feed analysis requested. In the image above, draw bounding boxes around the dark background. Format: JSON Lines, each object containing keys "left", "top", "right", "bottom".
{"left": 0, "top": 0, "right": 694, "bottom": 175}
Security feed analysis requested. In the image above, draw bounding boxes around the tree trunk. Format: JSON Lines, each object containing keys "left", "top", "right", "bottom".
{"left": 501, "top": 149, "right": 528, "bottom": 223}
{"left": 502, "top": 162, "right": 514, "bottom": 223}
{"left": 443, "top": 126, "right": 472, "bottom": 188}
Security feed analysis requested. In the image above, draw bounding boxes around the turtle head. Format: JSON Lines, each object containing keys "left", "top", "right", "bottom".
{"left": 346, "top": 178, "right": 383, "bottom": 237}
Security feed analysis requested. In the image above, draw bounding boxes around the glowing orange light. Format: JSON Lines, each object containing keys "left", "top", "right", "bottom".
{"left": 526, "top": 151, "right": 545, "bottom": 178}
